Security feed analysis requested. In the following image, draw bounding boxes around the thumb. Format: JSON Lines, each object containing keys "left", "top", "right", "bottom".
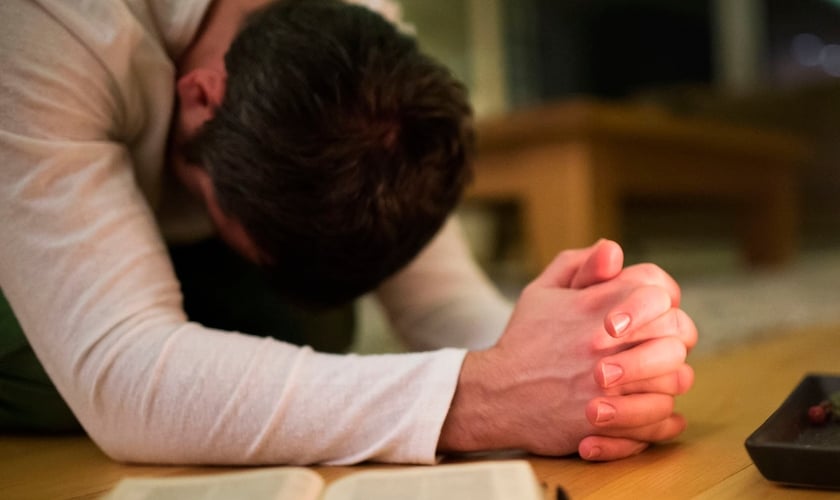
{"left": 569, "top": 239, "right": 624, "bottom": 288}
{"left": 535, "top": 239, "right": 623, "bottom": 289}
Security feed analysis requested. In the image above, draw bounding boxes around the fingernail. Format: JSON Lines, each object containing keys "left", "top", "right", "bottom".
{"left": 584, "top": 446, "right": 602, "bottom": 459}
{"left": 610, "top": 313, "right": 631, "bottom": 336}
{"left": 595, "top": 402, "right": 617, "bottom": 423}
{"left": 601, "top": 363, "right": 624, "bottom": 386}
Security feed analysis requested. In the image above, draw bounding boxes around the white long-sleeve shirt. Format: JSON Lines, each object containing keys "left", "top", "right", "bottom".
{"left": 0, "top": 0, "right": 511, "bottom": 465}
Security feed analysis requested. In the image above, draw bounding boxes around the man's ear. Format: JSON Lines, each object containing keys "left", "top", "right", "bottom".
{"left": 175, "top": 68, "right": 226, "bottom": 136}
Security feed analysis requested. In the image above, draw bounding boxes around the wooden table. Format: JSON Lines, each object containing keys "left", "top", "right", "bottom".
{"left": 467, "top": 100, "right": 811, "bottom": 271}
{"left": 2, "top": 325, "right": 839, "bottom": 499}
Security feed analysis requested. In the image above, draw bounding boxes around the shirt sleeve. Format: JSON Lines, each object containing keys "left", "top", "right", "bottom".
{"left": 344, "top": 0, "right": 415, "bottom": 34}
{"left": 0, "top": 3, "right": 465, "bottom": 466}
{"left": 376, "top": 218, "right": 514, "bottom": 351}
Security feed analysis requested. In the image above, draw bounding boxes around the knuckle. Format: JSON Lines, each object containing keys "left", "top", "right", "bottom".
{"left": 667, "top": 374, "right": 683, "bottom": 394}
{"left": 652, "top": 396, "right": 676, "bottom": 417}
{"left": 549, "top": 248, "right": 579, "bottom": 269}
{"left": 677, "top": 365, "right": 695, "bottom": 394}
{"left": 676, "top": 309, "right": 699, "bottom": 346}
{"left": 663, "top": 336, "right": 688, "bottom": 359}
{"left": 638, "top": 285, "right": 672, "bottom": 309}
{"left": 628, "top": 263, "right": 665, "bottom": 283}
{"left": 556, "top": 248, "right": 578, "bottom": 260}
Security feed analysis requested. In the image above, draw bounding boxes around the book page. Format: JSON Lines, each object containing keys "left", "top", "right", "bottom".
{"left": 322, "top": 460, "right": 542, "bottom": 500}
{"left": 104, "top": 467, "right": 324, "bottom": 500}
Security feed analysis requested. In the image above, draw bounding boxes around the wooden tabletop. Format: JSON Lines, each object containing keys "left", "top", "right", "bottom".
{"left": 2, "top": 325, "right": 840, "bottom": 499}
{"left": 474, "top": 99, "right": 811, "bottom": 161}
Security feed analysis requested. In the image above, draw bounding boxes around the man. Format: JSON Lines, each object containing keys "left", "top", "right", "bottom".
{"left": 0, "top": 0, "right": 696, "bottom": 465}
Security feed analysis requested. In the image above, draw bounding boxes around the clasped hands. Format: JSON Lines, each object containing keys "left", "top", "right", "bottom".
{"left": 439, "top": 239, "right": 697, "bottom": 461}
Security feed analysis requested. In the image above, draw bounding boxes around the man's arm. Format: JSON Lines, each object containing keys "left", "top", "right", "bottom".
{"left": 0, "top": 3, "right": 467, "bottom": 465}
{"left": 375, "top": 217, "right": 513, "bottom": 351}
{"left": 0, "top": 130, "right": 474, "bottom": 465}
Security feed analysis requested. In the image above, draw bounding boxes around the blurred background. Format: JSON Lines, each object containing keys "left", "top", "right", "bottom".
{"left": 355, "top": 0, "right": 840, "bottom": 355}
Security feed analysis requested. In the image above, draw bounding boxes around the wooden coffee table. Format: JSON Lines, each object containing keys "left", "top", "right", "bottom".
{"left": 467, "top": 99, "right": 811, "bottom": 270}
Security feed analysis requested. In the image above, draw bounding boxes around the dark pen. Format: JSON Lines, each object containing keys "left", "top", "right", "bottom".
{"left": 540, "top": 481, "right": 570, "bottom": 500}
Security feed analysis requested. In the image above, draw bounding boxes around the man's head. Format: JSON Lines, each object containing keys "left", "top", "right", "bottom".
{"left": 172, "top": 0, "right": 474, "bottom": 307}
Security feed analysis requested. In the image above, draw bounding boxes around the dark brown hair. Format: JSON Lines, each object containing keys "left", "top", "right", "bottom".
{"left": 186, "top": 0, "right": 474, "bottom": 306}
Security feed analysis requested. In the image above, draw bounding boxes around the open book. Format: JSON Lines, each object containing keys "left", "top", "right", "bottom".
{"left": 104, "top": 460, "right": 544, "bottom": 500}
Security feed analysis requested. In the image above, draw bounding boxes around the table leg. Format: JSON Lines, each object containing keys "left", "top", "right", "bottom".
{"left": 741, "top": 175, "right": 798, "bottom": 266}
{"left": 519, "top": 145, "right": 620, "bottom": 270}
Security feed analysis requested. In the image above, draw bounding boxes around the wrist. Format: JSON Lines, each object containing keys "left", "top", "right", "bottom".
{"left": 438, "top": 349, "right": 513, "bottom": 453}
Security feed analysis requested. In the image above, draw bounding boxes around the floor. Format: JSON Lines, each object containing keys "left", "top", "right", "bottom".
{"left": 352, "top": 200, "right": 840, "bottom": 357}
